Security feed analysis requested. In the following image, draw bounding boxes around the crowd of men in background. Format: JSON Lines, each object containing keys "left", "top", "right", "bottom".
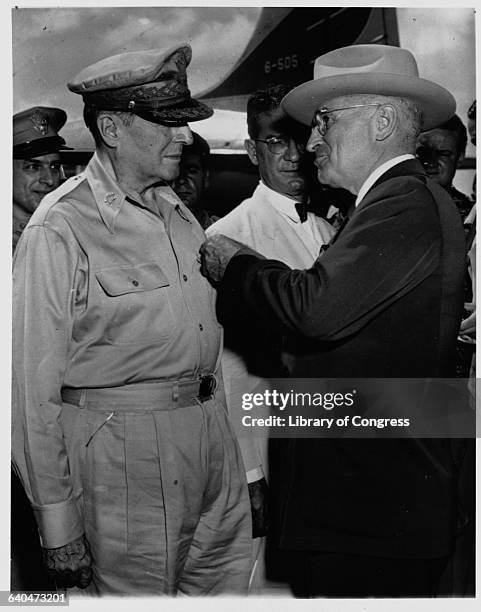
{"left": 11, "top": 40, "right": 475, "bottom": 598}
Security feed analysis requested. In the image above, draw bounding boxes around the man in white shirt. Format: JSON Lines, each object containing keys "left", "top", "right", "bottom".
{"left": 209, "top": 85, "right": 334, "bottom": 267}
{"left": 207, "top": 85, "right": 334, "bottom": 590}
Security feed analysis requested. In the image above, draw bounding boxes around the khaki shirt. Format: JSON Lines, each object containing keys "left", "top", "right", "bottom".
{"left": 12, "top": 207, "right": 31, "bottom": 254}
{"left": 12, "top": 152, "right": 222, "bottom": 547}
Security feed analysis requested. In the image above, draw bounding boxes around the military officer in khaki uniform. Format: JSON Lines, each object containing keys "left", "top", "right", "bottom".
{"left": 13, "top": 106, "right": 71, "bottom": 252}
{"left": 12, "top": 44, "right": 251, "bottom": 596}
{"left": 12, "top": 106, "right": 71, "bottom": 591}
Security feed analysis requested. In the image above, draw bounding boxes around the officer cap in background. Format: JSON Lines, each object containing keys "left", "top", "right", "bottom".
{"left": 68, "top": 44, "right": 213, "bottom": 125}
{"left": 13, "top": 106, "right": 72, "bottom": 159}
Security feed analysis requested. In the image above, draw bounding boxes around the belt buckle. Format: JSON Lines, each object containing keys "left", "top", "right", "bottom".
{"left": 199, "top": 375, "right": 216, "bottom": 401}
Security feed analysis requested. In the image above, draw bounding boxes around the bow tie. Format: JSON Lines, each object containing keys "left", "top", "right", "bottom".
{"left": 295, "top": 201, "right": 308, "bottom": 223}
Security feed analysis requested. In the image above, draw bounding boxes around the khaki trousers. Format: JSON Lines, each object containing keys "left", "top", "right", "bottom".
{"left": 60, "top": 383, "right": 252, "bottom": 596}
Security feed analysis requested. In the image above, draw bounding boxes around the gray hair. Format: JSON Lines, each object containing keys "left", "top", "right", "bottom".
{"left": 337, "top": 94, "right": 423, "bottom": 146}
{"left": 83, "top": 105, "right": 135, "bottom": 147}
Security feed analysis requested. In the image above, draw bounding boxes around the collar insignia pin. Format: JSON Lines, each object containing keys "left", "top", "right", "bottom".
{"left": 105, "top": 192, "right": 117, "bottom": 206}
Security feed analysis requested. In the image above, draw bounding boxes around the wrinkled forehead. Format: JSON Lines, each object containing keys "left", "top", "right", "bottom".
{"left": 255, "top": 107, "right": 285, "bottom": 130}
{"left": 257, "top": 108, "right": 308, "bottom": 137}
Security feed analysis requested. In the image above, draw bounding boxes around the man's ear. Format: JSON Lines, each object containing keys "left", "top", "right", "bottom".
{"left": 374, "top": 104, "right": 397, "bottom": 142}
{"left": 457, "top": 151, "right": 466, "bottom": 167}
{"left": 97, "top": 113, "right": 122, "bottom": 148}
{"left": 244, "top": 139, "right": 259, "bottom": 166}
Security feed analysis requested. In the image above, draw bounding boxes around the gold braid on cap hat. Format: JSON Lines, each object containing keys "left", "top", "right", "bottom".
{"left": 82, "top": 70, "right": 190, "bottom": 112}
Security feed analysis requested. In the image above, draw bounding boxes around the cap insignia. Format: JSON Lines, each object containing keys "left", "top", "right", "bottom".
{"left": 30, "top": 111, "right": 49, "bottom": 135}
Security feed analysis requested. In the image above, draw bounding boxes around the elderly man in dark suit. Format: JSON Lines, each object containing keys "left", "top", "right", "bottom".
{"left": 200, "top": 44, "right": 470, "bottom": 597}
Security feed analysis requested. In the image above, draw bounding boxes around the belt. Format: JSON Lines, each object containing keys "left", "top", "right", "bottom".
{"left": 61, "top": 375, "right": 217, "bottom": 411}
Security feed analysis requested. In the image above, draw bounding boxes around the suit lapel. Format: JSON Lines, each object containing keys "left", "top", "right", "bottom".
{"left": 320, "top": 160, "right": 427, "bottom": 256}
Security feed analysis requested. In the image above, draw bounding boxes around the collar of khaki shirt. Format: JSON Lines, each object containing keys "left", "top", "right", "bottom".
{"left": 85, "top": 152, "right": 182, "bottom": 233}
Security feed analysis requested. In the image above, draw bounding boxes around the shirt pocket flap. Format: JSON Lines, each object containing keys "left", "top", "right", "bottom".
{"left": 95, "top": 262, "right": 170, "bottom": 297}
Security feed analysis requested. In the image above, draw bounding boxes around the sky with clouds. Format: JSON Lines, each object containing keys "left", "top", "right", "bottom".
{"left": 12, "top": 7, "right": 261, "bottom": 116}
{"left": 11, "top": 6, "right": 476, "bottom": 154}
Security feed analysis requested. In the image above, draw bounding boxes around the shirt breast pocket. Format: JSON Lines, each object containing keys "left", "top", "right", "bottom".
{"left": 95, "top": 262, "right": 176, "bottom": 345}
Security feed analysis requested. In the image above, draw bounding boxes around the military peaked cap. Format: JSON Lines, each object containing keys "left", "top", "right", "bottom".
{"left": 68, "top": 44, "right": 213, "bottom": 124}
{"left": 13, "top": 106, "right": 71, "bottom": 159}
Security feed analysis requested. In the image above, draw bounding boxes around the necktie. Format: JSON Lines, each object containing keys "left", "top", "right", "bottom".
{"left": 295, "top": 201, "right": 308, "bottom": 223}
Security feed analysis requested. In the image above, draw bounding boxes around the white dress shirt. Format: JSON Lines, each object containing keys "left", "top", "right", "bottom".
{"left": 210, "top": 181, "right": 335, "bottom": 267}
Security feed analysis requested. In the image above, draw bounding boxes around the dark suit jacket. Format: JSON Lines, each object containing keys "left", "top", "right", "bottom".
{"left": 218, "top": 159, "right": 467, "bottom": 558}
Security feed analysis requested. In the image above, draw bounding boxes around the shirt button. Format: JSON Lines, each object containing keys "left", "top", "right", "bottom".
{"left": 183, "top": 274, "right": 188, "bottom": 281}
{"left": 199, "top": 324, "right": 204, "bottom": 331}
{"left": 132, "top": 280, "right": 139, "bottom": 287}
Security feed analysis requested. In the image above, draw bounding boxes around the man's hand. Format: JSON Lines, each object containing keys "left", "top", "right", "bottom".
{"left": 248, "top": 477, "right": 268, "bottom": 539}
{"left": 42, "top": 534, "right": 93, "bottom": 589}
{"left": 199, "top": 235, "right": 247, "bottom": 283}
{"left": 460, "top": 302, "right": 476, "bottom": 339}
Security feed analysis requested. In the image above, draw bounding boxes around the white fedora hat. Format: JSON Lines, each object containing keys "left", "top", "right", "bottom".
{"left": 282, "top": 44, "right": 455, "bottom": 130}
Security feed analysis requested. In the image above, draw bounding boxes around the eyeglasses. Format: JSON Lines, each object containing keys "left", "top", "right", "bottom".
{"left": 254, "top": 136, "right": 306, "bottom": 155}
{"left": 312, "top": 103, "right": 381, "bottom": 137}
